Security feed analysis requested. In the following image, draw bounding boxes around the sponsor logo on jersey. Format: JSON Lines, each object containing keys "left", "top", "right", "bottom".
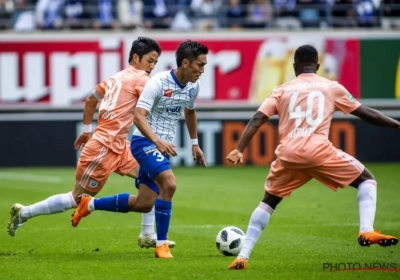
{"left": 164, "top": 89, "right": 173, "bottom": 97}
{"left": 143, "top": 144, "right": 157, "bottom": 155}
{"left": 166, "top": 106, "right": 182, "bottom": 114}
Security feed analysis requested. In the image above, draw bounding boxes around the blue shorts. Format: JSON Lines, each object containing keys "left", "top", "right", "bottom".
{"left": 130, "top": 135, "right": 171, "bottom": 194}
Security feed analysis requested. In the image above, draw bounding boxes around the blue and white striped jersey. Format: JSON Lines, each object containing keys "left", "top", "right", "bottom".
{"left": 132, "top": 70, "right": 200, "bottom": 143}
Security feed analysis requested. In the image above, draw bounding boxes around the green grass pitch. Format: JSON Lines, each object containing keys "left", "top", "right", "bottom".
{"left": 0, "top": 165, "right": 399, "bottom": 280}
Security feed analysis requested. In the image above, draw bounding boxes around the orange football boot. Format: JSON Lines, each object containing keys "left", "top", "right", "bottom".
{"left": 155, "top": 242, "right": 173, "bottom": 258}
{"left": 71, "top": 194, "right": 93, "bottom": 227}
{"left": 229, "top": 258, "right": 247, "bottom": 270}
{"left": 358, "top": 230, "right": 398, "bottom": 247}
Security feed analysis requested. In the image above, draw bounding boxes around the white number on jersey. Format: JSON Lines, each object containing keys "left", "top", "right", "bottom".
{"left": 288, "top": 90, "right": 325, "bottom": 128}
{"left": 153, "top": 151, "right": 165, "bottom": 162}
{"left": 99, "top": 80, "right": 122, "bottom": 112}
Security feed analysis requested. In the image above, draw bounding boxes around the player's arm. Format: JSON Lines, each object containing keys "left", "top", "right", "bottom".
{"left": 134, "top": 80, "right": 177, "bottom": 156}
{"left": 184, "top": 85, "right": 207, "bottom": 167}
{"left": 350, "top": 106, "right": 400, "bottom": 129}
{"left": 82, "top": 93, "right": 100, "bottom": 127}
{"left": 184, "top": 107, "right": 207, "bottom": 167}
{"left": 334, "top": 84, "right": 400, "bottom": 130}
{"left": 184, "top": 108, "right": 198, "bottom": 141}
{"left": 236, "top": 111, "right": 270, "bottom": 152}
{"left": 134, "top": 108, "right": 162, "bottom": 144}
{"left": 74, "top": 89, "right": 103, "bottom": 150}
{"left": 227, "top": 111, "right": 269, "bottom": 164}
{"left": 227, "top": 92, "right": 278, "bottom": 164}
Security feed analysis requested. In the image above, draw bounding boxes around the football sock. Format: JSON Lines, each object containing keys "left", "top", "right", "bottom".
{"left": 238, "top": 202, "right": 273, "bottom": 261}
{"left": 20, "top": 192, "right": 77, "bottom": 220}
{"left": 155, "top": 198, "right": 172, "bottom": 246}
{"left": 93, "top": 193, "right": 130, "bottom": 213}
{"left": 141, "top": 206, "right": 155, "bottom": 236}
{"left": 357, "top": 180, "right": 377, "bottom": 232}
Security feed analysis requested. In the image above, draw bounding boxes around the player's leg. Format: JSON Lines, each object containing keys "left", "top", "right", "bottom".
{"left": 229, "top": 160, "right": 311, "bottom": 269}
{"left": 131, "top": 135, "right": 175, "bottom": 257}
{"left": 153, "top": 169, "right": 176, "bottom": 244}
{"left": 7, "top": 139, "right": 110, "bottom": 237}
{"left": 120, "top": 143, "right": 160, "bottom": 247}
{"left": 309, "top": 151, "right": 397, "bottom": 247}
{"left": 350, "top": 168, "right": 397, "bottom": 247}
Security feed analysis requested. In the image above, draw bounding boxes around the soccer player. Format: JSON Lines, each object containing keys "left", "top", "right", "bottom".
{"left": 8, "top": 37, "right": 174, "bottom": 249}
{"left": 71, "top": 40, "right": 209, "bottom": 258}
{"left": 227, "top": 45, "right": 399, "bottom": 270}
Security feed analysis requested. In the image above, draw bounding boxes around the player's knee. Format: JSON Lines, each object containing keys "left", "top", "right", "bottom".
{"left": 163, "top": 177, "right": 176, "bottom": 195}
{"left": 350, "top": 168, "right": 375, "bottom": 188}
{"left": 156, "top": 173, "right": 177, "bottom": 196}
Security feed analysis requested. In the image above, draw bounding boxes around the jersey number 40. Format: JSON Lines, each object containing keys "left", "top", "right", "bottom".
{"left": 288, "top": 91, "right": 325, "bottom": 128}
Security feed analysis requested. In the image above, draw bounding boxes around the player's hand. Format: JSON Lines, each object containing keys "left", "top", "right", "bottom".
{"left": 74, "top": 133, "right": 91, "bottom": 151}
{"left": 155, "top": 140, "right": 177, "bottom": 157}
{"left": 226, "top": 149, "right": 243, "bottom": 165}
{"left": 192, "top": 145, "right": 207, "bottom": 168}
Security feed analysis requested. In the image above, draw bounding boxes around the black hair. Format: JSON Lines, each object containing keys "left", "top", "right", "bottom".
{"left": 294, "top": 45, "right": 318, "bottom": 66}
{"left": 128, "top": 37, "right": 161, "bottom": 63}
{"left": 175, "top": 40, "right": 209, "bottom": 67}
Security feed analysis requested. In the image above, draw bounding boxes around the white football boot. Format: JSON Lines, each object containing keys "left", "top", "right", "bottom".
{"left": 138, "top": 233, "right": 176, "bottom": 249}
{"left": 7, "top": 203, "right": 27, "bottom": 237}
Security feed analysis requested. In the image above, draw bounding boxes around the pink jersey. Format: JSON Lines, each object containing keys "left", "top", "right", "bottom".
{"left": 92, "top": 66, "right": 149, "bottom": 154}
{"left": 258, "top": 73, "right": 361, "bottom": 168}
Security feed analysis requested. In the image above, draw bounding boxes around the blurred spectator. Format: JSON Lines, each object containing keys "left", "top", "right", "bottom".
{"left": 91, "top": 0, "right": 119, "bottom": 30}
{"left": 64, "top": 0, "right": 90, "bottom": 29}
{"left": 224, "top": 0, "right": 247, "bottom": 29}
{"left": 246, "top": 0, "right": 273, "bottom": 28}
{"left": 191, "top": 0, "right": 221, "bottom": 30}
{"left": 118, "top": 0, "right": 142, "bottom": 29}
{"left": 12, "top": 0, "right": 36, "bottom": 32}
{"left": 0, "top": 0, "right": 14, "bottom": 29}
{"left": 273, "top": 0, "right": 301, "bottom": 29}
{"left": 35, "top": 0, "right": 64, "bottom": 30}
{"left": 142, "top": 0, "right": 175, "bottom": 29}
{"left": 296, "top": 0, "right": 325, "bottom": 28}
{"left": 355, "top": 0, "right": 379, "bottom": 27}
{"left": 331, "top": 0, "right": 358, "bottom": 27}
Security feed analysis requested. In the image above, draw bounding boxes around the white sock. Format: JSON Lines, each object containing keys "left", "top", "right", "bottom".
{"left": 156, "top": 240, "right": 167, "bottom": 246}
{"left": 20, "top": 192, "right": 77, "bottom": 220}
{"left": 357, "top": 180, "right": 377, "bottom": 233}
{"left": 238, "top": 202, "right": 273, "bottom": 261}
{"left": 141, "top": 206, "right": 155, "bottom": 236}
{"left": 88, "top": 199, "right": 95, "bottom": 212}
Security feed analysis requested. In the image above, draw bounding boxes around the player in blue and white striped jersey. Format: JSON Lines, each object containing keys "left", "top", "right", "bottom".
{"left": 131, "top": 41, "right": 208, "bottom": 258}
{"left": 72, "top": 41, "right": 208, "bottom": 258}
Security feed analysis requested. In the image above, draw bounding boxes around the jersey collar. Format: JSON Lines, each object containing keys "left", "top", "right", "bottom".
{"left": 170, "top": 69, "right": 187, "bottom": 89}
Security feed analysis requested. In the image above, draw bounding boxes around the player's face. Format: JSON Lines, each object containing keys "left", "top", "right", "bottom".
{"left": 135, "top": 51, "right": 159, "bottom": 75}
{"left": 187, "top": 54, "right": 207, "bottom": 83}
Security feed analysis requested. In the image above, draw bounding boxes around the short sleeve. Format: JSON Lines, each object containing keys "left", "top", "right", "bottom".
{"left": 257, "top": 89, "right": 280, "bottom": 117}
{"left": 333, "top": 83, "right": 361, "bottom": 115}
{"left": 134, "top": 74, "right": 149, "bottom": 97}
{"left": 136, "top": 77, "right": 162, "bottom": 112}
{"left": 93, "top": 80, "right": 107, "bottom": 100}
{"left": 186, "top": 82, "right": 200, "bottom": 110}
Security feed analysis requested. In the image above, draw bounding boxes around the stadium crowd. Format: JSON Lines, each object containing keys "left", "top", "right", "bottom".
{"left": 0, "top": 0, "right": 399, "bottom": 32}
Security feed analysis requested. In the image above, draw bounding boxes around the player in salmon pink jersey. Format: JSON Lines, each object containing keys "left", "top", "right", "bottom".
{"left": 226, "top": 45, "right": 399, "bottom": 270}
{"left": 8, "top": 37, "right": 174, "bottom": 249}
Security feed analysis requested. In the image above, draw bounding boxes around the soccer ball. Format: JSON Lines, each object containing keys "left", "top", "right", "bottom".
{"left": 216, "top": 226, "right": 245, "bottom": 256}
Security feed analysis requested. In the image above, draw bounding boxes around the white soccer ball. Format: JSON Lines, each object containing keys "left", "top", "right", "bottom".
{"left": 216, "top": 226, "right": 245, "bottom": 256}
